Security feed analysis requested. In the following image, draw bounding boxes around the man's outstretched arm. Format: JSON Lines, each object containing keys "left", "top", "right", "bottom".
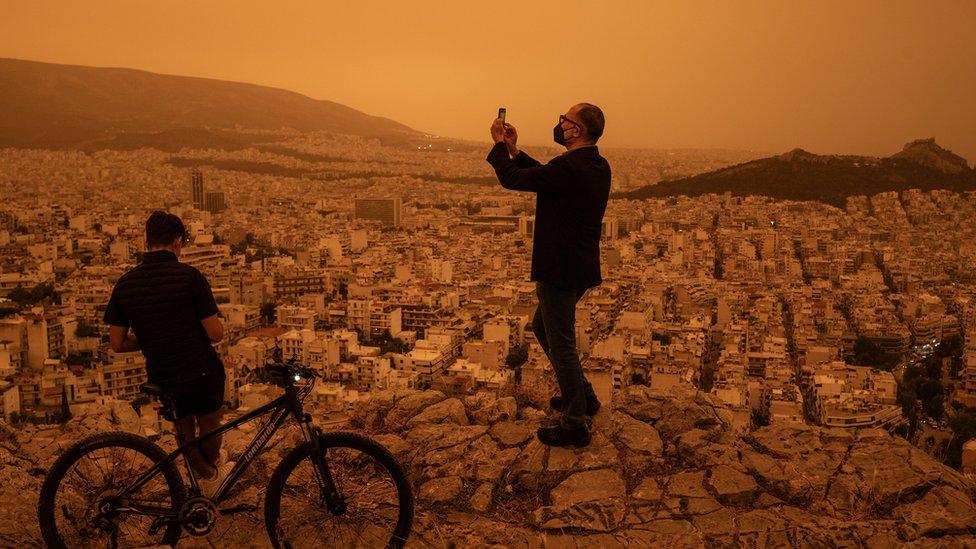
{"left": 487, "top": 142, "right": 567, "bottom": 194}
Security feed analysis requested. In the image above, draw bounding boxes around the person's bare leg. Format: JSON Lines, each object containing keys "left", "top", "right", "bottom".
{"left": 176, "top": 415, "right": 215, "bottom": 478}
{"left": 196, "top": 409, "right": 223, "bottom": 468}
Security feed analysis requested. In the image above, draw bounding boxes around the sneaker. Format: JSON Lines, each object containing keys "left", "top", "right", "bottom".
{"left": 200, "top": 460, "right": 235, "bottom": 495}
{"left": 537, "top": 424, "right": 591, "bottom": 448}
{"left": 550, "top": 395, "right": 601, "bottom": 416}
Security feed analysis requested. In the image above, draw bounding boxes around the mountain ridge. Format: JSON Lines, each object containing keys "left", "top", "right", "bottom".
{"left": 619, "top": 139, "right": 976, "bottom": 206}
{"left": 0, "top": 57, "right": 422, "bottom": 149}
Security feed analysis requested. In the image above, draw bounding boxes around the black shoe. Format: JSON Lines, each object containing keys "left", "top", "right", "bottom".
{"left": 550, "top": 395, "right": 601, "bottom": 416}
{"left": 537, "top": 424, "right": 591, "bottom": 448}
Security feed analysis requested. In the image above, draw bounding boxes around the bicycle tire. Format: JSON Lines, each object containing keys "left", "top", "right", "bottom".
{"left": 38, "top": 431, "right": 186, "bottom": 548}
{"left": 264, "top": 431, "right": 413, "bottom": 548}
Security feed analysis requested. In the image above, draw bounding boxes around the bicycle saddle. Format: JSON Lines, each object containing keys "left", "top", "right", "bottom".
{"left": 140, "top": 383, "right": 169, "bottom": 399}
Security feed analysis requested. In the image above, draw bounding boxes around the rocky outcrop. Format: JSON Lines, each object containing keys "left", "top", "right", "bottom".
{"left": 2, "top": 386, "right": 975, "bottom": 547}
{"left": 356, "top": 384, "right": 976, "bottom": 547}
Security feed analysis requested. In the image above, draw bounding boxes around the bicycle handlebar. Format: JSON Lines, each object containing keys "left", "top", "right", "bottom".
{"left": 265, "top": 362, "right": 320, "bottom": 384}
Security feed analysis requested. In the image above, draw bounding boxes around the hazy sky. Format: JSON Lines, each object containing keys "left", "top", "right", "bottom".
{"left": 2, "top": 1, "right": 975, "bottom": 158}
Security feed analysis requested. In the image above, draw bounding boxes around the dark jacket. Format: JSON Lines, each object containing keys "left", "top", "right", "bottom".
{"left": 486, "top": 141, "right": 611, "bottom": 289}
{"left": 104, "top": 250, "right": 220, "bottom": 383}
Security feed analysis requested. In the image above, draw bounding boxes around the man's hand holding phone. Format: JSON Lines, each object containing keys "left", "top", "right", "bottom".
{"left": 503, "top": 122, "right": 519, "bottom": 158}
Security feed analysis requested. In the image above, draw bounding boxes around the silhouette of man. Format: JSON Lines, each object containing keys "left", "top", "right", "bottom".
{"left": 104, "top": 211, "right": 226, "bottom": 479}
{"left": 487, "top": 104, "right": 611, "bottom": 447}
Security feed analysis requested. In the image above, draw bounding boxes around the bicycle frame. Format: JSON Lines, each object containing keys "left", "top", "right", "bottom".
{"left": 111, "top": 381, "right": 315, "bottom": 518}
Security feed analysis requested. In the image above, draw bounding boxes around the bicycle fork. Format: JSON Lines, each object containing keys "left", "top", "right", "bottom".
{"left": 306, "top": 425, "right": 346, "bottom": 515}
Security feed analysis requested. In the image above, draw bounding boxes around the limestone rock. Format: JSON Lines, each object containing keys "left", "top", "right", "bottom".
{"left": 534, "top": 498, "right": 627, "bottom": 532}
{"left": 549, "top": 469, "right": 626, "bottom": 508}
{"left": 665, "top": 470, "right": 709, "bottom": 498}
{"left": 547, "top": 432, "right": 619, "bottom": 472}
{"left": 472, "top": 396, "right": 517, "bottom": 424}
{"left": 706, "top": 464, "right": 759, "bottom": 506}
{"left": 631, "top": 477, "right": 663, "bottom": 501}
{"left": 894, "top": 486, "right": 976, "bottom": 540}
{"left": 612, "top": 385, "right": 665, "bottom": 423}
{"left": 470, "top": 482, "right": 493, "bottom": 512}
{"left": 419, "top": 476, "right": 462, "bottom": 503}
{"left": 488, "top": 421, "right": 534, "bottom": 447}
{"left": 614, "top": 413, "right": 663, "bottom": 456}
{"left": 406, "top": 397, "right": 468, "bottom": 427}
{"left": 385, "top": 390, "right": 446, "bottom": 428}
{"left": 370, "top": 433, "right": 411, "bottom": 457}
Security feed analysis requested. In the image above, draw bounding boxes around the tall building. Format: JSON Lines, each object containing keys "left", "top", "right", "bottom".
{"left": 191, "top": 171, "right": 204, "bottom": 209}
{"left": 355, "top": 198, "right": 402, "bottom": 227}
{"left": 204, "top": 191, "right": 226, "bottom": 213}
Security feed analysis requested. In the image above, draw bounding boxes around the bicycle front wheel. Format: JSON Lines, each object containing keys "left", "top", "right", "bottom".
{"left": 265, "top": 431, "right": 413, "bottom": 548}
{"left": 38, "top": 432, "right": 186, "bottom": 548}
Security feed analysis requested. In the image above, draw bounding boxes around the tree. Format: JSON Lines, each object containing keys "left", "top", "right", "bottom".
{"left": 505, "top": 344, "right": 529, "bottom": 370}
{"left": 946, "top": 408, "right": 976, "bottom": 469}
{"left": 75, "top": 319, "right": 100, "bottom": 338}
{"left": 260, "top": 302, "right": 277, "bottom": 326}
{"left": 59, "top": 385, "right": 72, "bottom": 424}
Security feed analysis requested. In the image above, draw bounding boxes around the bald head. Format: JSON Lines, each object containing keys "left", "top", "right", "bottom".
{"left": 571, "top": 103, "right": 605, "bottom": 143}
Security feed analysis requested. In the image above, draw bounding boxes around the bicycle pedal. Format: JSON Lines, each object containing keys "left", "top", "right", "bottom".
{"left": 218, "top": 503, "right": 257, "bottom": 515}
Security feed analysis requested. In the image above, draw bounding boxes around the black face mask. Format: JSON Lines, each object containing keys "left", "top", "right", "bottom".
{"left": 553, "top": 123, "right": 568, "bottom": 146}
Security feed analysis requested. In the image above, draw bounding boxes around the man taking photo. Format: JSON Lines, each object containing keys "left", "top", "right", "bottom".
{"left": 486, "top": 103, "right": 611, "bottom": 447}
{"left": 104, "top": 211, "right": 226, "bottom": 479}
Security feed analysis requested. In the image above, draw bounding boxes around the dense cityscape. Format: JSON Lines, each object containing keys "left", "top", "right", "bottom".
{"left": 2, "top": 134, "right": 976, "bottom": 476}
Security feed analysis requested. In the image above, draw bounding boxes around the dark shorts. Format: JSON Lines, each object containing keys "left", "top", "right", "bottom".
{"left": 155, "top": 358, "right": 226, "bottom": 420}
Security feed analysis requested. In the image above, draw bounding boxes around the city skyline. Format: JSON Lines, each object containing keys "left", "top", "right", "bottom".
{"left": 2, "top": 1, "right": 975, "bottom": 158}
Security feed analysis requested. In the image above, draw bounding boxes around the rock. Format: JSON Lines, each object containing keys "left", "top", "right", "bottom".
{"left": 547, "top": 432, "right": 619, "bottom": 472}
{"left": 612, "top": 385, "right": 664, "bottom": 422}
{"left": 894, "top": 486, "right": 976, "bottom": 540}
{"left": 509, "top": 439, "right": 549, "bottom": 489}
{"left": 519, "top": 406, "right": 546, "bottom": 421}
{"left": 550, "top": 469, "right": 626, "bottom": 508}
{"left": 654, "top": 387, "right": 728, "bottom": 440}
{"left": 489, "top": 421, "right": 534, "bottom": 447}
{"left": 685, "top": 495, "right": 724, "bottom": 515}
{"left": 665, "top": 470, "right": 709, "bottom": 499}
{"left": 706, "top": 464, "right": 759, "bottom": 506}
{"left": 109, "top": 399, "right": 142, "bottom": 433}
{"left": 631, "top": 477, "right": 663, "bottom": 501}
{"left": 692, "top": 507, "right": 736, "bottom": 539}
{"left": 475, "top": 447, "right": 519, "bottom": 484}
{"left": 406, "top": 398, "right": 468, "bottom": 427}
{"left": 404, "top": 423, "right": 488, "bottom": 451}
{"left": 349, "top": 389, "right": 395, "bottom": 429}
{"left": 470, "top": 482, "right": 493, "bottom": 512}
{"left": 613, "top": 413, "right": 663, "bottom": 456}
{"left": 419, "top": 476, "right": 463, "bottom": 503}
{"left": 370, "top": 433, "right": 411, "bottom": 457}
{"left": 534, "top": 498, "right": 627, "bottom": 532}
{"left": 472, "top": 396, "right": 518, "bottom": 424}
{"left": 385, "top": 390, "right": 446, "bottom": 429}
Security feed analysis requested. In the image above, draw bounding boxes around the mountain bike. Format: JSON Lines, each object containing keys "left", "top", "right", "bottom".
{"left": 38, "top": 360, "right": 414, "bottom": 548}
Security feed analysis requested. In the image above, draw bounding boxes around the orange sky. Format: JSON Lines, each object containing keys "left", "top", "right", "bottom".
{"left": 2, "top": 1, "right": 975, "bottom": 159}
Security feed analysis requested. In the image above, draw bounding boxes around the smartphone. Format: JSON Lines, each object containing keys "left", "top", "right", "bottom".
{"left": 498, "top": 107, "right": 506, "bottom": 124}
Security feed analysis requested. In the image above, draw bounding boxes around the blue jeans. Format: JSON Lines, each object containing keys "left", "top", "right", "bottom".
{"left": 533, "top": 282, "right": 595, "bottom": 428}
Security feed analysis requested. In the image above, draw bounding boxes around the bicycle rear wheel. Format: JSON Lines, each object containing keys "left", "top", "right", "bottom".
{"left": 38, "top": 432, "right": 186, "bottom": 548}
{"left": 265, "top": 431, "right": 413, "bottom": 548}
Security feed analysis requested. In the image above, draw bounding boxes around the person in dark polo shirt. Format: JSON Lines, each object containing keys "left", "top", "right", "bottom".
{"left": 487, "top": 103, "right": 611, "bottom": 448}
{"left": 104, "top": 211, "right": 226, "bottom": 479}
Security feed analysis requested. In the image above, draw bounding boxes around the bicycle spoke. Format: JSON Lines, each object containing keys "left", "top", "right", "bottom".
{"left": 52, "top": 444, "right": 175, "bottom": 548}
{"left": 275, "top": 446, "right": 402, "bottom": 548}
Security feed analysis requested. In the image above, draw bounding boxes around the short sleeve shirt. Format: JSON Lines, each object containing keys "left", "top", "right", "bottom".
{"left": 104, "top": 250, "right": 220, "bottom": 382}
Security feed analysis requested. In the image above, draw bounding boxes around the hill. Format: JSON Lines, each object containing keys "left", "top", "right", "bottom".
{"left": 2, "top": 385, "right": 974, "bottom": 546}
{"left": 619, "top": 139, "right": 976, "bottom": 206}
{"left": 0, "top": 58, "right": 421, "bottom": 149}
